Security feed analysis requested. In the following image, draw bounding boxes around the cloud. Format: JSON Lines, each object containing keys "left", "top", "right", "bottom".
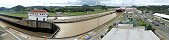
{"left": 0, "top": 0, "right": 169, "bottom": 8}
{"left": 0, "top": 0, "right": 76, "bottom": 8}
{"left": 72, "top": 0, "right": 111, "bottom": 5}
{"left": 72, "top": 0, "right": 169, "bottom": 6}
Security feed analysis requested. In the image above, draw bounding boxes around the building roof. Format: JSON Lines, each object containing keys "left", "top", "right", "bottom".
{"left": 102, "top": 28, "right": 160, "bottom": 40}
{"left": 30, "top": 10, "right": 48, "bottom": 13}
{"left": 153, "top": 13, "right": 169, "bottom": 19}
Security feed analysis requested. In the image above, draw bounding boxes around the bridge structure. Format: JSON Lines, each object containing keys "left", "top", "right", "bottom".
{"left": 0, "top": 10, "right": 123, "bottom": 40}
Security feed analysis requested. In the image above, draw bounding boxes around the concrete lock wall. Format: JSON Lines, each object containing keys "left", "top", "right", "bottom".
{"left": 14, "top": 20, "right": 60, "bottom": 34}
{"left": 54, "top": 12, "right": 117, "bottom": 38}
{"left": 17, "top": 20, "right": 52, "bottom": 28}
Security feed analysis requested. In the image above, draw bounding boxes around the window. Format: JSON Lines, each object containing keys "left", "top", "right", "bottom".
{"left": 34, "top": 13, "right": 35, "bottom": 15}
{"left": 36, "top": 18, "right": 38, "bottom": 20}
{"left": 43, "top": 18, "right": 45, "bottom": 21}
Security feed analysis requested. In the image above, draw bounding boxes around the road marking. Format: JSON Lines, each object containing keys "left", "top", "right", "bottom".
{"left": 6, "top": 30, "right": 21, "bottom": 40}
{"left": 1, "top": 33, "right": 7, "bottom": 36}
{"left": 20, "top": 33, "right": 28, "bottom": 39}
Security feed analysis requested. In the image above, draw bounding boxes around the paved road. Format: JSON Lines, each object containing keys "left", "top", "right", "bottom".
{"left": 0, "top": 30, "right": 17, "bottom": 40}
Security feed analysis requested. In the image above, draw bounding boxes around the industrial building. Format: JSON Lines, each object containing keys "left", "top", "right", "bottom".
{"left": 153, "top": 13, "right": 169, "bottom": 21}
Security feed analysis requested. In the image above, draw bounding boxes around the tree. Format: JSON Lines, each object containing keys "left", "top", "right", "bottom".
{"left": 11, "top": 5, "right": 25, "bottom": 13}
{"left": 137, "top": 5, "right": 169, "bottom": 14}
{"left": 56, "top": 8, "right": 66, "bottom": 12}
{"left": 25, "top": 7, "right": 34, "bottom": 11}
{"left": 0, "top": 7, "right": 7, "bottom": 11}
{"left": 56, "top": 7, "right": 94, "bottom": 12}
{"left": 42, "top": 8, "right": 50, "bottom": 12}
{"left": 82, "top": 4, "right": 90, "bottom": 7}
{"left": 100, "top": 6, "right": 108, "bottom": 10}
{"left": 131, "top": 5, "right": 137, "bottom": 8}
{"left": 95, "top": 5, "right": 108, "bottom": 10}
{"left": 48, "top": 7, "right": 56, "bottom": 13}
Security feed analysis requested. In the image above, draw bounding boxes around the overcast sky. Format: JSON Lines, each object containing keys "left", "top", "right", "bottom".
{"left": 0, "top": 0, "right": 169, "bottom": 8}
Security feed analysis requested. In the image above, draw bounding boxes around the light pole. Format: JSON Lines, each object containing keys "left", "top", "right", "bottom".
{"left": 96, "top": 0, "right": 99, "bottom": 27}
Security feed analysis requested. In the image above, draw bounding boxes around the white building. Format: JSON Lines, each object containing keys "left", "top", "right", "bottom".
{"left": 153, "top": 13, "right": 169, "bottom": 19}
{"left": 28, "top": 10, "right": 49, "bottom": 21}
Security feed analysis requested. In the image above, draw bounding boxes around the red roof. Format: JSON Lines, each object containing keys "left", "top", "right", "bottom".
{"left": 31, "top": 10, "right": 48, "bottom": 12}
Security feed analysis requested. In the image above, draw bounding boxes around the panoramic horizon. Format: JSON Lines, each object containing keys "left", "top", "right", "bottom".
{"left": 0, "top": 0, "right": 169, "bottom": 40}
{"left": 1, "top": 0, "right": 169, "bottom": 8}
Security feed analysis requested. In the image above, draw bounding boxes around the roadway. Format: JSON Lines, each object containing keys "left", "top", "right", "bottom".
{"left": 0, "top": 21, "right": 17, "bottom": 40}
{"left": 0, "top": 31, "right": 17, "bottom": 40}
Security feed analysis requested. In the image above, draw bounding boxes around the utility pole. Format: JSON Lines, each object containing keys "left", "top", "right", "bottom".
{"left": 96, "top": 0, "right": 99, "bottom": 27}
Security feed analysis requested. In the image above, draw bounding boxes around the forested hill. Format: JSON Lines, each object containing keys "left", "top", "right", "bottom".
{"left": 137, "top": 5, "right": 169, "bottom": 14}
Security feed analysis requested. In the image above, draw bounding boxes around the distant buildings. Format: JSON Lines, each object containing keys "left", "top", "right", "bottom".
{"left": 153, "top": 13, "right": 169, "bottom": 21}
{"left": 28, "top": 10, "right": 49, "bottom": 21}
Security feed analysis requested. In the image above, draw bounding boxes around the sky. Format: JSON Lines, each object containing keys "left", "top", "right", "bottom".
{"left": 0, "top": 0, "right": 169, "bottom": 8}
